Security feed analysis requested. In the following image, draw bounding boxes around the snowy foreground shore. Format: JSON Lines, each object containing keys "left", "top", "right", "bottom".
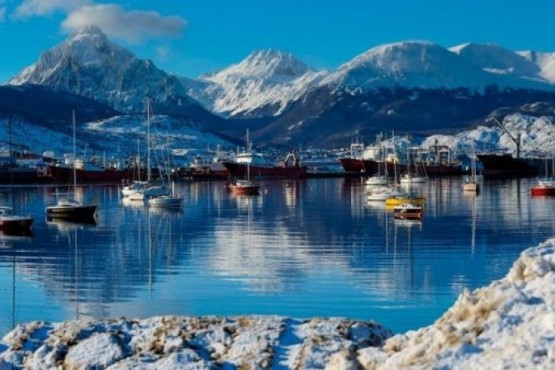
{"left": 2, "top": 239, "right": 555, "bottom": 369}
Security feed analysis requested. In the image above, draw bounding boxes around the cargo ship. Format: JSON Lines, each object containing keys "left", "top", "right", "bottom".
{"left": 339, "top": 142, "right": 465, "bottom": 177}
{"left": 477, "top": 153, "right": 552, "bottom": 178}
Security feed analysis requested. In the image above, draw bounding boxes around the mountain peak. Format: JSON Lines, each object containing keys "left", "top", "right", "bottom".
{"left": 72, "top": 25, "right": 106, "bottom": 38}
{"left": 208, "top": 49, "right": 314, "bottom": 82}
{"left": 8, "top": 25, "right": 190, "bottom": 113}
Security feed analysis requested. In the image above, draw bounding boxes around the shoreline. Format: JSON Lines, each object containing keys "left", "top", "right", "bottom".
{"left": 1, "top": 238, "right": 555, "bottom": 368}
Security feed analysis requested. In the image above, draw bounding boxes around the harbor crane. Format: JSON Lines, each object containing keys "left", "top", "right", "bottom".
{"left": 489, "top": 116, "right": 521, "bottom": 159}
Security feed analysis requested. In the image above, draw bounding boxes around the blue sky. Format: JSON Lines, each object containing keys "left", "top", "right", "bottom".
{"left": 1, "top": 0, "right": 555, "bottom": 83}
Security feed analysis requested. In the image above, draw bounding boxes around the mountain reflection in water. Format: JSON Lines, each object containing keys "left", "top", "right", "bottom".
{"left": 0, "top": 178, "right": 554, "bottom": 335}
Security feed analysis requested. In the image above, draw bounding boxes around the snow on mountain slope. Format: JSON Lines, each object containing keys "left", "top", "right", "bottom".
{"left": 420, "top": 113, "right": 555, "bottom": 156}
{"left": 8, "top": 26, "right": 194, "bottom": 113}
{"left": 518, "top": 50, "right": 555, "bottom": 83}
{"left": 450, "top": 43, "right": 541, "bottom": 79}
{"left": 0, "top": 114, "right": 233, "bottom": 160}
{"left": 321, "top": 41, "right": 505, "bottom": 91}
{"left": 185, "top": 50, "right": 327, "bottom": 117}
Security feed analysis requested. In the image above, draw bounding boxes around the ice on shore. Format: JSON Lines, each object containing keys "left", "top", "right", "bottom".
{"left": 2, "top": 239, "right": 555, "bottom": 369}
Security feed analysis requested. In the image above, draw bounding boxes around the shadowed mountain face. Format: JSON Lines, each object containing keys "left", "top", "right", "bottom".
{"left": 0, "top": 84, "right": 116, "bottom": 129}
{"left": 252, "top": 86, "right": 555, "bottom": 148}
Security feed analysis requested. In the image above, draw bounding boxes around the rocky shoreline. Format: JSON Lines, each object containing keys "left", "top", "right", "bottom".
{"left": 2, "top": 238, "right": 555, "bottom": 369}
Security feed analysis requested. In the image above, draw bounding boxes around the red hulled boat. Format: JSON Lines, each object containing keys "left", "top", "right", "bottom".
{"left": 530, "top": 178, "right": 555, "bottom": 196}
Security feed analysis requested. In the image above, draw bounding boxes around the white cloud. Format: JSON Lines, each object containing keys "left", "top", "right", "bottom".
{"left": 61, "top": 4, "right": 187, "bottom": 43}
{"left": 14, "top": 0, "right": 91, "bottom": 18}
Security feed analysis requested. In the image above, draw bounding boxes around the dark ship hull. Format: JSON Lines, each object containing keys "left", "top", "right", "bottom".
{"left": 338, "top": 158, "right": 465, "bottom": 176}
{"left": 477, "top": 154, "right": 551, "bottom": 178}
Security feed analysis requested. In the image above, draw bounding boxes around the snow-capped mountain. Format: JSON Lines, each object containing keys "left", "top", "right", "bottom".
{"left": 9, "top": 26, "right": 197, "bottom": 113}
{"left": 6, "top": 27, "right": 555, "bottom": 149}
{"left": 517, "top": 50, "right": 555, "bottom": 83}
{"left": 321, "top": 41, "right": 549, "bottom": 91}
{"left": 450, "top": 43, "right": 547, "bottom": 82}
{"left": 184, "top": 50, "right": 327, "bottom": 117}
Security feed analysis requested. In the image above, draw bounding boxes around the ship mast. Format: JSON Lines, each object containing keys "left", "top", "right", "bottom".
{"left": 490, "top": 116, "right": 521, "bottom": 159}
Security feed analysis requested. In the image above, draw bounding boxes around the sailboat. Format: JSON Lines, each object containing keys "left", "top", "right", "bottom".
{"left": 147, "top": 145, "right": 183, "bottom": 208}
{"left": 122, "top": 99, "right": 169, "bottom": 201}
{"left": 227, "top": 129, "right": 261, "bottom": 195}
{"left": 365, "top": 135, "right": 389, "bottom": 186}
{"left": 462, "top": 146, "right": 480, "bottom": 193}
{"left": 0, "top": 116, "right": 34, "bottom": 234}
{"left": 46, "top": 111, "right": 97, "bottom": 221}
{"left": 400, "top": 139, "right": 427, "bottom": 186}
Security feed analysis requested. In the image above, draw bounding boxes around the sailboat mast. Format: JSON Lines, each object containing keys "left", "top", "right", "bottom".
{"left": 147, "top": 99, "right": 151, "bottom": 183}
{"left": 246, "top": 129, "right": 250, "bottom": 181}
{"left": 8, "top": 115, "right": 14, "bottom": 210}
{"left": 72, "top": 110, "right": 77, "bottom": 193}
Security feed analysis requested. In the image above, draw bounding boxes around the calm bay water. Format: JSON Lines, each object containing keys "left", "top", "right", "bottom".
{"left": 0, "top": 177, "right": 554, "bottom": 335}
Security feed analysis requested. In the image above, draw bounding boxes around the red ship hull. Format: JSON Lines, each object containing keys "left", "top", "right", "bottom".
{"left": 49, "top": 165, "right": 133, "bottom": 184}
{"left": 530, "top": 185, "right": 555, "bottom": 196}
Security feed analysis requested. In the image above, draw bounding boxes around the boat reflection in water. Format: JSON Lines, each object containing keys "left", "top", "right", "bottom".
{"left": 2, "top": 178, "right": 555, "bottom": 335}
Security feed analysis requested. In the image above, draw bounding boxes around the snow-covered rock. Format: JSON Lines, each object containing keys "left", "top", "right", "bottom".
{"left": 0, "top": 317, "right": 391, "bottom": 369}
{"left": 345, "top": 238, "right": 555, "bottom": 369}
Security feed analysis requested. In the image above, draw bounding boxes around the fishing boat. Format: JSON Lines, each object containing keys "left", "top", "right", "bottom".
{"left": 46, "top": 111, "right": 97, "bottom": 221}
{"left": 393, "top": 203, "right": 423, "bottom": 220}
{"left": 227, "top": 130, "right": 261, "bottom": 196}
{"left": 222, "top": 150, "right": 307, "bottom": 180}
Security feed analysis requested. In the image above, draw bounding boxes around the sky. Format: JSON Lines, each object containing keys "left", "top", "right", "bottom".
{"left": 1, "top": 0, "right": 555, "bottom": 83}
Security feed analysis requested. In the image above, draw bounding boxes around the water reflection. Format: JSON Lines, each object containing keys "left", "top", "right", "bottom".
{"left": 0, "top": 178, "right": 554, "bottom": 334}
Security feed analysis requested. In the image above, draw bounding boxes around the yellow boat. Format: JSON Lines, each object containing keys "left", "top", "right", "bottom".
{"left": 385, "top": 196, "right": 426, "bottom": 207}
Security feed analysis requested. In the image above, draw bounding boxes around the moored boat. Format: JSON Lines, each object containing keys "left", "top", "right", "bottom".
{"left": 147, "top": 194, "right": 183, "bottom": 208}
{"left": 45, "top": 111, "right": 97, "bottom": 222}
{"left": 0, "top": 206, "right": 33, "bottom": 233}
{"left": 530, "top": 178, "right": 555, "bottom": 196}
{"left": 385, "top": 195, "right": 426, "bottom": 207}
{"left": 46, "top": 195, "right": 97, "bottom": 221}
{"left": 393, "top": 203, "right": 423, "bottom": 220}
{"left": 48, "top": 163, "right": 132, "bottom": 184}
{"left": 477, "top": 153, "right": 546, "bottom": 178}
{"left": 222, "top": 151, "right": 307, "bottom": 180}
{"left": 227, "top": 179, "right": 261, "bottom": 195}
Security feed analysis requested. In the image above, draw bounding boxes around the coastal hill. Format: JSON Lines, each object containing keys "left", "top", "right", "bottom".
{"left": 1, "top": 238, "right": 554, "bottom": 368}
